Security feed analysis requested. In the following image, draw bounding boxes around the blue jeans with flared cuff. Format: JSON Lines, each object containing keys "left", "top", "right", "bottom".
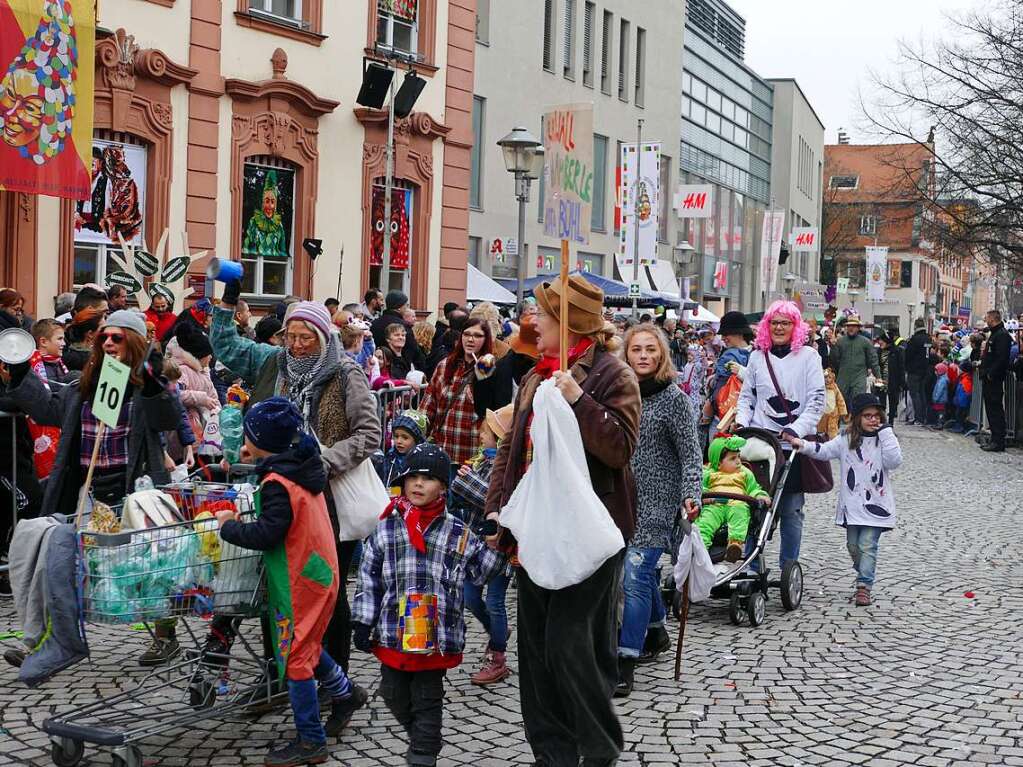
{"left": 846, "top": 525, "right": 883, "bottom": 587}
{"left": 618, "top": 546, "right": 666, "bottom": 659}
{"left": 464, "top": 570, "right": 512, "bottom": 653}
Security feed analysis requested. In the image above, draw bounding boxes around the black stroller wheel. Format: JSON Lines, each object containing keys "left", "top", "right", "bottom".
{"left": 780, "top": 561, "right": 803, "bottom": 611}
{"left": 50, "top": 737, "right": 84, "bottom": 767}
{"left": 746, "top": 592, "right": 766, "bottom": 627}
{"left": 728, "top": 593, "right": 745, "bottom": 625}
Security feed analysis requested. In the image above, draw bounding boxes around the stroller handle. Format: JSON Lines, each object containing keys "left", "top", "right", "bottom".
{"left": 701, "top": 492, "right": 768, "bottom": 507}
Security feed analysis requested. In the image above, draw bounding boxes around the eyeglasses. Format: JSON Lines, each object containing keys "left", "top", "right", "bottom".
{"left": 284, "top": 333, "right": 318, "bottom": 346}
{"left": 769, "top": 320, "right": 794, "bottom": 328}
{"left": 100, "top": 332, "right": 125, "bottom": 343}
{"left": 462, "top": 332, "right": 486, "bottom": 340}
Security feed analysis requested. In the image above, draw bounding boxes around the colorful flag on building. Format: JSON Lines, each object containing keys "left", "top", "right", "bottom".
{"left": 865, "top": 246, "right": 888, "bottom": 302}
{"left": 0, "top": 0, "right": 95, "bottom": 199}
{"left": 618, "top": 141, "right": 660, "bottom": 265}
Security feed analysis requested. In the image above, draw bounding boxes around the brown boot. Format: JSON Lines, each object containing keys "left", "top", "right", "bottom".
{"left": 725, "top": 540, "right": 744, "bottom": 562}
{"left": 471, "top": 650, "right": 511, "bottom": 685}
{"left": 854, "top": 585, "right": 871, "bottom": 606}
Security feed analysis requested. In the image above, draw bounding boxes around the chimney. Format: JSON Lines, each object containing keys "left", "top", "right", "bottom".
{"left": 837, "top": 128, "right": 850, "bottom": 145}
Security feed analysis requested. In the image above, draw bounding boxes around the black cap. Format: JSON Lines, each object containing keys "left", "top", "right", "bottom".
{"left": 255, "top": 315, "right": 283, "bottom": 343}
{"left": 396, "top": 443, "right": 452, "bottom": 487}
{"left": 849, "top": 393, "right": 883, "bottom": 417}
{"left": 718, "top": 310, "right": 752, "bottom": 339}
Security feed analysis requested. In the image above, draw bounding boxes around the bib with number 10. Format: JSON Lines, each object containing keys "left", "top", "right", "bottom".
{"left": 93, "top": 355, "right": 132, "bottom": 428}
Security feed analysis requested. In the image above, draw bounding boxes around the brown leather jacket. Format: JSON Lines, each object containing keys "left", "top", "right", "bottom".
{"left": 485, "top": 344, "right": 641, "bottom": 542}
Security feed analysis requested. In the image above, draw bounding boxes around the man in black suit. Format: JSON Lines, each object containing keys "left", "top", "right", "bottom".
{"left": 980, "top": 309, "right": 1012, "bottom": 452}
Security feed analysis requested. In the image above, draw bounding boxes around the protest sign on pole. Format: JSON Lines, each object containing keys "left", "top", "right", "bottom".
{"left": 543, "top": 104, "right": 594, "bottom": 245}
{"left": 759, "top": 210, "right": 785, "bottom": 296}
{"left": 865, "top": 246, "right": 888, "bottom": 302}
{"left": 619, "top": 142, "right": 661, "bottom": 266}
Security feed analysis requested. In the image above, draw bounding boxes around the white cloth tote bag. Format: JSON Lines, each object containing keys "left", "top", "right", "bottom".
{"left": 500, "top": 378, "right": 625, "bottom": 590}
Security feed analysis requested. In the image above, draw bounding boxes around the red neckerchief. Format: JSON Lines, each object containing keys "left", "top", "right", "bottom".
{"left": 532, "top": 337, "right": 594, "bottom": 380}
{"left": 381, "top": 494, "right": 447, "bottom": 553}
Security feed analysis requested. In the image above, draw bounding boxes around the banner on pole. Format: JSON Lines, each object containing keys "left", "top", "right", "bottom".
{"left": 759, "top": 210, "right": 785, "bottom": 294}
{"left": 791, "top": 226, "right": 819, "bottom": 252}
{"left": 0, "top": 0, "right": 96, "bottom": 200}
{"left": 673, "top": 184, "right": 713, "bottom": 219}
{"left": 865, "top": 246, "right": 888, "bottom": 301}
{"left": 618, "top": 141, "right": 660, "bottom": 266}
{"left": 543, "top": 104, "right": 593, "bottom": 245}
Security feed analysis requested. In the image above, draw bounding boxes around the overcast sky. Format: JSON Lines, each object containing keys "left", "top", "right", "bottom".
{"left": 727, "top": 0, "right": 985, "bottom": 144}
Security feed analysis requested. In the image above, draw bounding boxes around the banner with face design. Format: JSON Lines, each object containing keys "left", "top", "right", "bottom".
{"left": 0, "top": 0, "right": 95, "bottom": 199}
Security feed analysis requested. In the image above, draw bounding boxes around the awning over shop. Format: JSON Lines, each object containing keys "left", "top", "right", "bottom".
{"left": 466, "top": 264, "right": 517, "bottom": 304}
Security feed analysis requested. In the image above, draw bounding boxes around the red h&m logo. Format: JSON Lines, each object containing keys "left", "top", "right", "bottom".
{"left": 681, "top": 192, "right": 708, "bottom": 210}
{"left": 795, "top": 231, "right": 815, "bottom": 247}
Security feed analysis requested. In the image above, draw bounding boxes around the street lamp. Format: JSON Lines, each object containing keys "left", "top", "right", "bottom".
{"left": 783, "top": 272, "right": 799, "bottom": 299}
{"left": 497, "top": 127, "right": 545, "bottom": 306}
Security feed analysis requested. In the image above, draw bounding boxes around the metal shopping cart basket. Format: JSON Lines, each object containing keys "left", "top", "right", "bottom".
{"left": 42, "top": 481, "right": 287, "bottom": 767}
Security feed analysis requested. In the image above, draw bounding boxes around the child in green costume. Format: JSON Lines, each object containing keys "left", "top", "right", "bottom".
{"left": 696, "top": 436, "right": 770, "bottom": 562}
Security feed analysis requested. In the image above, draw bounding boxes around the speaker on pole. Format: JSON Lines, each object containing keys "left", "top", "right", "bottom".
{"left": 393, "top": 70, "right": 426, "bottom": 119}
{"left": 356, "top": 61, "right": 394, "bottom": 109}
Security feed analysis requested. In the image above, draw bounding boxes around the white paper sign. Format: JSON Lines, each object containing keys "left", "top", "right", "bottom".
{"left": 543, "top": 104, "right": 594, "bottom": 244}
{"left": 674, "top": 184, "right": 713, "bottom": 219}
{"left": 791, "top": 227, "right": 819, "bottom": 252}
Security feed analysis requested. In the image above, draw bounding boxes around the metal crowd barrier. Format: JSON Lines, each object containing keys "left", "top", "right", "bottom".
{"left": 372, "top": 385, "right": 417, "bottom": 451}
{"left": 971, "top": 369, "right": 1019, "bottom": 445}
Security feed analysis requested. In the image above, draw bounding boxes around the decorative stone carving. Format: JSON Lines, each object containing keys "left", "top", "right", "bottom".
{"left": 271, "top": 48, "right": 288, "bottom": 79}
{"left": 152, "top": 102, "right": 172, "bottom": 127}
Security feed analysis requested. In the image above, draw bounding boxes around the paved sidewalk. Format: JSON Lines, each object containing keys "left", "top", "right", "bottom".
{"left": 2, "top": 424, "right": 1022, "bottom": 766}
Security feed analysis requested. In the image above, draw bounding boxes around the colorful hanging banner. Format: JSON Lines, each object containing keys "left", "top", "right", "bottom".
{"left": 378, "top": 0, "right": 417, "bottom": 22}
{"left": 542, "top": 103, "right": 593, "bottom": 245}
{"left": 759, "top": 209, "right": 785, "bottom": 294}
{"left": 370, "top": 186, "right": 412, "bottom": 270}
{"left": 865, "top": 246, "right": 888, "bottom": 302}
{"left": 618, "top": 141, "right": 661, "bottom": 266}
{"left": 0, "top": 0, "right": 95, "bottom": 200}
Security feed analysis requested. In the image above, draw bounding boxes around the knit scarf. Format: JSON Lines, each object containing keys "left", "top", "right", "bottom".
{"left": 381, "top": 495, "right": 447, "bottom": 553}
{"left": 639, "top": 377, "right": 671, "bottom": 398}
{"left": 533, "top": 337, "right": 594, "bottom": 380}
{"left": 284, "top": 331, "right": 338, "bottom": 418}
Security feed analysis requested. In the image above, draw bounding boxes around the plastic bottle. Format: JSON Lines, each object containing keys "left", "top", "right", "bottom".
{"left": 219, "top": 385, "right": 249, "bottom": 465}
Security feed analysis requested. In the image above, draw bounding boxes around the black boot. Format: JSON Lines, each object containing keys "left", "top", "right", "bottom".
{"left": 264, "top": 737, "right": 328, "bottom": 766}
{"left": 324, "top": 684, "right": 369, "bottom": 737}
{"left": 613, "top": 657, "right": 636, "bottom": 698}
{"left": 637, "top": 625, "right": 670, "bottom": 664}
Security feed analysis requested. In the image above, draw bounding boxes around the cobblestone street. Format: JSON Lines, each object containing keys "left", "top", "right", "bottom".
{"left": 2, "top": 425, "right": 1022, "bottom": 767}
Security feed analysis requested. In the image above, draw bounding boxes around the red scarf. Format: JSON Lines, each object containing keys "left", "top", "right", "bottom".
{"left": 533, "top": 337, "right": 594, "bottom": 380}
{"left": 380, "top": 495, "right": 447, "bottom": 553}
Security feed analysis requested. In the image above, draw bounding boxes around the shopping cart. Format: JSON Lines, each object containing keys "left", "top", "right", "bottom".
{"left": 42, "top": 481, "right": 285, "bottom": 767}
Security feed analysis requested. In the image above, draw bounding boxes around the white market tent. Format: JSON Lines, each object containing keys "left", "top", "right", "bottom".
{"left": 466, "top": 263, "right": 517, "bottom": 304}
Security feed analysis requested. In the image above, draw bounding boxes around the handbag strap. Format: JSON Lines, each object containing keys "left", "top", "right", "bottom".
{"left": 762, "top": 351, "right": 796, "bottom": 427}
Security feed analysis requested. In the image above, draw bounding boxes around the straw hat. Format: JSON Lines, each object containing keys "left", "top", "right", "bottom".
{"left": 485, "top": 404, "right": 515, "bottom": 441}
{"left": 845, "top": 313, "right": 863, "bottom": 327}
{"left": 534, "top": 274, "right": 604, "bottom": 335}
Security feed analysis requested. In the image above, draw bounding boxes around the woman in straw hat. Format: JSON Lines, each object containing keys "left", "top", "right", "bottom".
{"left": 485, "top": 273, "right": 641, "bottom": 767}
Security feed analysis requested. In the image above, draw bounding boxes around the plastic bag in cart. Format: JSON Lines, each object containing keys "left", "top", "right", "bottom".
{"left": 499, "top": 378, "right": 625, "bottom": 590}
{"left": 673, "top": 529, "right": 716, "bottom": 602}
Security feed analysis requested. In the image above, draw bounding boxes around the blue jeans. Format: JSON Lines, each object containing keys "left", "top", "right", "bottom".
{"left": 746, "top": 489, "right": 804, "bottom": 570}
{"left": 846, "top": 525, "right": 882, "bottom": 587}
{"left": 464, "top": 570, "right": 511, "bottom": 652}
{"left": 618, "top": 546, "right": 666, "bottom": 658}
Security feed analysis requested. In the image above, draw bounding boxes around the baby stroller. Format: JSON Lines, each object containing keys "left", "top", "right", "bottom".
{"left": 664, "top": 427, "right": 803, "bottom": 629}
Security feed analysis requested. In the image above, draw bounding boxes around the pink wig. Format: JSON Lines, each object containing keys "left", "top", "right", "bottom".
{"left": 754, "top": 300, "right": 809, "bottom": 351}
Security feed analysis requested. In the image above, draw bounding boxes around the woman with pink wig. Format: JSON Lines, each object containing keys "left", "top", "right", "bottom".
{"left": 736, "top": 300, "right": 825, "bottom": 569}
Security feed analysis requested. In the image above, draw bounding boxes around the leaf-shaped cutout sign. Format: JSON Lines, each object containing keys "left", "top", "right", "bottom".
{"left": 105, "top": 271, "right": 143, "bottom": 294}
{"left": 148, "top": 283, "right": 175, "bottom": 303}
{"left": 161, "top": 256, "right": 190, "bottom": 284}
{"left": 134, "top": 249, "right": 159, "bottom": 277}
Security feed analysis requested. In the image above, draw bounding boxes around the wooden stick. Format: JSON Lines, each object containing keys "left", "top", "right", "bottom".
{"left": 559, "top": 239, "right": 570, "bottom": 371}
{"left": 674, "top": 575, "right": 691, "bottom": 681}
{"left": 76, "top": 422, "right": 105, "bottom": 529}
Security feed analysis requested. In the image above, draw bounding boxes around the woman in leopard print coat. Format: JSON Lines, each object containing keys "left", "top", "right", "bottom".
{"left": 616, "top": 324, "right": 703, "bottom": 697}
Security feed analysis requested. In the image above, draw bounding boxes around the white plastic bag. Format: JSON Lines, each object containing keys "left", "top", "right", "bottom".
{"left": 500, "top": 378, "right": 625, "bottom": 590}
{"left": 673, "top": 529, "right": 716, "bottom": 602}
{"left": 325, "top": 457, "right": 390, "bottom": 542}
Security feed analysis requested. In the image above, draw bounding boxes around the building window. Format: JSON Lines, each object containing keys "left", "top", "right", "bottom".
{"left": 73, "top": 133, "right": 148, "bottom": 289}
{"left": 475, "top": 0, "right": 489, "bottom": 44}
{"left": 901, "top": 260, "right": 913, "bottom": 288}
{"left": 859, "top": 215, "right": 877, "bottom": 235}
{"left": 582, "top": 1, "right": 595, "bottom": 87}
{"left": 543, "top": 0, "right": 556, "bottom": 71}
{"left": 249, "top": 0, "right": 302, "bottom": 24}
{"left": 634, "top": 27, "right": 646, "bottom": 107}
{"left": 470, "top": 96, "right": 484, "bottom": 210}
{"left": 592, "top": 134, "right": 608, "bottom": 232}
{"left": 617, "top": 19, "right": 630, "bottom": 101}
{"left": 830, "top": 175, "right": 858, "bottom": 189}
{"left": 468, "top": 236, "right": 481, "bottom": 267}
{"left": 377, "top": 0, "right": 418, "bottom": 55}
{"left": 600, "top": 10, "right": 613, "bottom": 95}
{"left": 563, "top": 0, "right": 576, "bottom": 79}
{"left": 241, "top": 156, "right": 296, "bottom": 297}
